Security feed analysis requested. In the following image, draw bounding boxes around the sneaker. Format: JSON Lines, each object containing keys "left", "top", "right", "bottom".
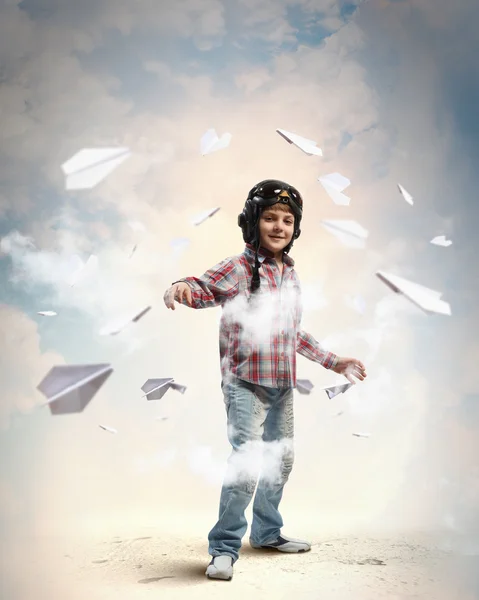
{"left": 249, "top": 534, "right": 311, "bottom": 553}
{"left": 205, "top": 555, "right": 234, "bottom": 580}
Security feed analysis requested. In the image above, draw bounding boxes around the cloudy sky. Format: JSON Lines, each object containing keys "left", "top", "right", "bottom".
{"left": 0, "top": 0, "right": 478, "bottom": 581}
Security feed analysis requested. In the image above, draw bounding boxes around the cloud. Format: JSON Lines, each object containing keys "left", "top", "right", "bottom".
{"left": 0, "top": 304, "right": 65, "bottom": 430}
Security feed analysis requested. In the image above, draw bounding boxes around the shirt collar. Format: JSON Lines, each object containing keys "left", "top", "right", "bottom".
{"left": 244, "top": 243, "right": 295, "bottom": 267}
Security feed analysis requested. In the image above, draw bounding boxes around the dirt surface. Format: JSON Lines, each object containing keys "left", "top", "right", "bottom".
{"left": 3, "top": 525, "right": 474, "bottom": 600}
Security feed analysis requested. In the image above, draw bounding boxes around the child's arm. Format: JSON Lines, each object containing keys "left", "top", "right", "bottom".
{"left": 165, "top": 257, "right": 239, "bottom": 309}
{"left": 296, "top": 329, "right": 339, "bottom": 369}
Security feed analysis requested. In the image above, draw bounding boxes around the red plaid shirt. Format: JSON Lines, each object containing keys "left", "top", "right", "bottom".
{"left": 175, "top": 244, "right": 338, "bottom": 389}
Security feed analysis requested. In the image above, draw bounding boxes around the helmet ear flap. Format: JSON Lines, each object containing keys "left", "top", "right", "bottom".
{"left": 238, "top": 198, "right": 259, "bottom": 243}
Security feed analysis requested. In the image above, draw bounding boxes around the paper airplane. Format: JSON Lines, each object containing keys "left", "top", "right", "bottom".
{"left": 141, "top": 378, "right": 187, "bottom": 401}
{"left": 128, "top": 220, "right": 147, "bottom": 233}
{"left": 344, "top": 294, "right": 366, "bottom": 314}
{"left": 191, "top": 207, "right": 221, "bottom": 226}
{"left": 66, "top": 254, "right": 98, "bottom": 287}
{"left": 128, "top": 244, "right": 137, "bottom": 258}
{"left": 37, "top": 311, "right": 57, "bottom": 317}
{"left": 321, "top": 382, "right": 354, "bottom": 399}
{"left": 99, "top": 425, "right": 117, "bottom": 434}
{"left": 170, "top": 237, "right": 191, "bottom": 256}
{"left": 430, "top": 235, "right": 452, "bottom": 247}
{"left": 99, "top": 305, "right": 152, "bottom": 336}
{"left": 376, "top": 271, "right": 451, "bottom": 316}
{"left": 200, "top": 129, "right": 231, "bottom": 155}
{"left": 397, "top": 183, "right": 413, "bottom": 206}
{"left": 37, "top": 363, "right": 113, "bottom": 415}
{"left": 320, "top": 220, "right": 369, "bottom": 248}
{"left": 276, "top": 128, "right": 323, "bottom": 156}
{"left": 318, "top": 173, "right": 351, "bottom": 206}
{"left": 352, "top": 432, "right": 370, "bottom": 438}
{"left": 296, "top": 379, "right": 314, "bottom": 394}
{"left": 61, "top": 147, "right": 131, "bottom": 190}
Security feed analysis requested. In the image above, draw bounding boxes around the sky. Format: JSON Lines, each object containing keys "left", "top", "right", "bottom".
{"left": 0, "top": 0, "right": 478, "bottom": 592}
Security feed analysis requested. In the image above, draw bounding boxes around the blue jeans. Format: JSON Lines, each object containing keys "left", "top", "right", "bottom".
{"left": 207, "top": 377, "right": 295, "bottom": 562}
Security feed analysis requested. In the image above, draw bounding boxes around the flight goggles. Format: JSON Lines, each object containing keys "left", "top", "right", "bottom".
{"left": 251, "top": 180, "right": 303, "bottom": 214}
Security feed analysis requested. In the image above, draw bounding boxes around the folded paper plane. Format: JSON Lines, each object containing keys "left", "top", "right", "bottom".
{"left": 38, "top": 311, "right": 57, "bottom": 317}
{"left": 344, "top": 294, "right": 366, "bottom": 314}
{"left": 318, "top": 172, "right": 351, "bottom": 206}
{"left": 296, "top": 379, "right": 314, "bottom": 394}
{"left": 352, "top": 432, "right": 370, "bottom": 438}
{"left": 397, "top": 183, "right": 413, "bottom": 206}
{"left": 128, "top": 244, "right": 137, "bottom": 258}
{"left": 322, "top": 382, "right": 354, "bottom": 399}
{"left": 141, "top": 378, "right": 187, "bottom": 400}
{"left": 99, "top": 305, "right": 152, "bottom": 336}
{"left": 66, "top": 254, "right": 98, "bottom": 287}
{"left": 320, "top": 220, "right": 369, "bottom": 248}
{"left": 276, "top": 128, "right": 323, "bottom": 156}
{"left": 376, "top": 271, "right": 451, "bottom": 316}
{"left": 37, "top": 363, "right": 113, "bottom": 415}
{"left": 430, "top": 235, "right": 452, "bottom": 247}
{"left": 61, "top": 147, "right": 131, "bottom": 190}
{"left": 99, "top": 425, "right": 117, "bottom": 434}
{"left": 128, "top": 220, "right": 147, "bottom": 233}
{"left": 200, "top": 129, "right": 231, "bottom": 155}
{"left": 170, "top": 237, "right": 191, "bottom": 256}
{"left": 191, "top": 207, "right": 221, "bottom": 226}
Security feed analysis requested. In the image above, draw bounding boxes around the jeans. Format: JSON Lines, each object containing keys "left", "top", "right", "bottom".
{"left": 207, "top": 377, "right": 295, "bottom": 562}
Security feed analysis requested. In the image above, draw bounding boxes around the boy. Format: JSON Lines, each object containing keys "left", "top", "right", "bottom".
{"left": 163, "top": 179, "right": 367, "bottom": 581}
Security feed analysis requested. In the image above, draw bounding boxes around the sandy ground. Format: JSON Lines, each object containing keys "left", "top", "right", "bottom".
{"left": 2, "top": 517, "right": 477, "bottom": 600}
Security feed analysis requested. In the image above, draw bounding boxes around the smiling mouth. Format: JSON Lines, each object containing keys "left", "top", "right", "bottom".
{"left": 269, "top": 236, "right": 284, "bottom": 240}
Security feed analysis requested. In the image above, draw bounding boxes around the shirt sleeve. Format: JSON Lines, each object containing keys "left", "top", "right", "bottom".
{"left": 172, "top": 257, "right": 239, "bottom": 309}
{"left": 296, "top": 329, "right": 339, "bottom": 369}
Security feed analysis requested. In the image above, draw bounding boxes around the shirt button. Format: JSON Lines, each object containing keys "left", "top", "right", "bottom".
{"left": 280, "top": 352, "right": 284, "bottom": 357}
{"left": 281, "top": 330, "right": 285, "bottom": 335}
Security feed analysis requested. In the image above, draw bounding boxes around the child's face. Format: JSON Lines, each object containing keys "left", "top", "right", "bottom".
{"left": 258, "top": 204, "right": 295, "bottom": 257}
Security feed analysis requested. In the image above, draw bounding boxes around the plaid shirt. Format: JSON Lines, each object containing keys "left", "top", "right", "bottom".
{"left": 175, "top": 244, "right": 338, "bottom": 389}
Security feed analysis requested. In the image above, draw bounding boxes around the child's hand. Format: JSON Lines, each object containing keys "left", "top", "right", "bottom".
{"left": 331, "top": 357, "right": 367, "bottom": 384}
{"left": 163, "top": 282, "right": 193, "bottom": 310}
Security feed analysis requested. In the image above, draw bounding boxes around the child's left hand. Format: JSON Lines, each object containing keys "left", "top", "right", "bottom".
{"left": 331, "top": 357, "right": 367, "bottom": 384}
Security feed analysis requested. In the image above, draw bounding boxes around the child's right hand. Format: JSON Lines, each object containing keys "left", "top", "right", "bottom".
{"left": 163, "top": 282, "right": 193, "bottom": 310}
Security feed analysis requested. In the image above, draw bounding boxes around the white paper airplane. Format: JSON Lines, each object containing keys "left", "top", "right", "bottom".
{"left": 128, "top": 244, "right": 137, "bottom": 258}
{"left": 296, "top": 379, "right": 314, "bottom": 394}
{"left": 170, "top": 237, "right": 191, "bottom": 256}
{"left": 141, "top": 378, "right": 187, "bottom": 401}
{"left": 322, "top": 382, "right": 354, "bottom": 399}
{"left": 397, "top": 183, "right": 413, "bottom": 206}
{"left": 376, "top": 271, "right": 451, "bottom": 316}
{"left": 191, "top": 207, "right": 221, "bottom": 226}
{"left": 37, "top": 311, "right": 57, "bottom": 317}
{"left": 99, "top": 305, "right": 152, "bottom": 336}
{"left": 66, "top": 254, "right": 98, "bottom": 287}
{"left": 37, "top": 363, "right": 113, "bottom": 415}
{"left": 200, "top": 129, "right": 232, "bottom": 155}
{"left": 128, "top": 220, "right": 147, "bottom": 233}
{"left": 352, "top": 432, "right": 370, "bottom": 438}
{"left": 318, "top": 173, "right": 351, "bottom": 206}
{"left": 276, "top": 128, "right": 323, "bottom": 156}
{"left": 61, "top": 147, "right": 131, "bottom": 190}
{"left": 430, "top": 235, "right": 452, "bottom": 247}
{"left": 320, "top": 220, "right": 369, "bottom": 248}
{"left": 344, "top": 294, "right": 366, "bottom": 314}
{"left": 99, "top": 425, "right": 117, "bottom": 434}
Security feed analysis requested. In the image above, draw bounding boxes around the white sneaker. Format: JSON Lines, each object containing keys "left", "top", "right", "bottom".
{"left": 250, "top": 534, "right": 311, "bottom": 553}
{"left": 205, "top": 555, "right": 234, "bottom": 580}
